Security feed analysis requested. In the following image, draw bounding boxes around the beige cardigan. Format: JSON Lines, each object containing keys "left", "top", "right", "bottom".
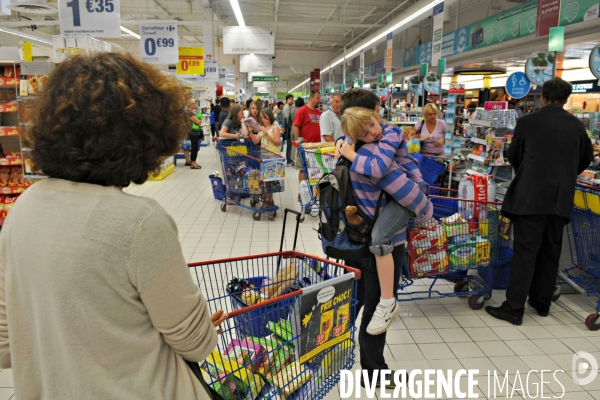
{"left": 0, "top": 179, "right": 216, "bottom": 399}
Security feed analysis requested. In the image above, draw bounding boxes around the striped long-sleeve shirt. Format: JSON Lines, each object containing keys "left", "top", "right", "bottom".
{"left": 349, "top": 123, "right": 433, "bottom": 245}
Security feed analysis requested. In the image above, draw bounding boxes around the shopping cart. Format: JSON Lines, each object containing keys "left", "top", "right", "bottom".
{"left": 217, "top": 140, "right": 286, "bottom": 221}
{"left": 558, "top": 183, "right": 600, "bottom": 330}
{"left": 398, "top": 188, "right": 513, "bottom": 310}
{"left": 294, "top": 142, "right": 337, "bottom": 222}
{"left": 412, "top": 153, "right": 447, "bottom": 186}
{"left": 188, "top": 209, "right": 361, "bottom": 399}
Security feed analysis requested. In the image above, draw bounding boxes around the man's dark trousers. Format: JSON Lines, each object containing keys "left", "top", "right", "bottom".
{"left": 347, "top": 244, "right": 404, "bottom": 377}
{"left": 500, "top": 214, "right": 568, "bottom": 318}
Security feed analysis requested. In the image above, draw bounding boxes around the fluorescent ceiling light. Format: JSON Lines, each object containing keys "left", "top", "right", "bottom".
{"left": 227, "top": 82, "right": 235, "bottom": 87}
{"left": 120, "top": 26, "right": 140, "bottom": 39}
{"left": 230, "top": 0, "right": 245, "bottom": 27}
{"left": 0, "top": 27, "right": 52, "bottom": 45}
{"left": 289, "top": 0, "right": 443, "bottom": 92}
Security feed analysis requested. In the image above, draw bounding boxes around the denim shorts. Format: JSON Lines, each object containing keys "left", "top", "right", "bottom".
{"left": 369, "top": 200, "right": 411, "bottom": 256}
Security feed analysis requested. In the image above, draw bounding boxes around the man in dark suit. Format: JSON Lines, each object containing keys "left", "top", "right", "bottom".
{"left": 486, "top": 78, "right": 594, "bottom": 325}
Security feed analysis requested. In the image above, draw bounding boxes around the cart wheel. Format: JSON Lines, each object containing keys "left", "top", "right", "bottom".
{"left": 268, "top": 212, "right": 275, "bottom": 221}
{"left": 250, "top": 198, "right": 258, "bottom": 207}
{"left": 297, "top": 214, "right": 305, "bottom": 223}
{"left": 220, "top": 204, "right": 227, "bottom": 212}
{"left": 484, "top": 292, "right": 492, "bottom": 301}
{"left": 253, "top": 212, "right": 262, "bottom": 221}
{"left": 468, "top": 295, "right": 485, "bottom": 310}
{"left": 454, "top": 281, "right": 470, "bottom": 294}
{"left": 551, "top": 285, "right": 561, "bottom": 302}
{"left": 272, "top": 210, "right": 277, "bottom": 218}
{"left": 585, "top": 314, "right": 600, "bottom": 331}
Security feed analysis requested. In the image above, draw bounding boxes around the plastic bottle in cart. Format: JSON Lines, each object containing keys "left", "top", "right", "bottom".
{"left": 487, "top": 175, "right": 496, "bottom": 202}
{"left": 299, "top": 180, "right": 312, "bottom": 206}
{"left": 458, "top": 175, "right": 474, "bottom": 220}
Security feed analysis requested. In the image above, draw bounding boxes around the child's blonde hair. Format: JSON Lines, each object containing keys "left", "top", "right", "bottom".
{"left": 340, "top": 107, "right": 381, "bottom": 141}
{"left": 404, "top": 126, "right": 417, "bottom": 138}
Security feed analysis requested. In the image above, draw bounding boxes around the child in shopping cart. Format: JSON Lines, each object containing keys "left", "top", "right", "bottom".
{"left": 340, "top": 107, "right": 433, "bottom": 335}
{"left": 250, "top": 108, "right": 282, "bottom": 211}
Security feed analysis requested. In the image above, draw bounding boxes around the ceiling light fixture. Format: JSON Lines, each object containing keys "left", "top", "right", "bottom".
{"left": 226, "top": 82, "right": 235, "bottom": 87}
{"left": 120, "top": 26, "right": 140, "bottom": 39}
{"left": 0, "top": 27, "right": 52, "bottom": 45}
{"left": 289, "top": 0, "right": 443, "bottom": 92}
{"left": 230, "top": 0, "right": 245, "bottom": 27}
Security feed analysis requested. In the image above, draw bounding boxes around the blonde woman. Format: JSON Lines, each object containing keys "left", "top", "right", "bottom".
{"left": 416, "top": 103, "right": 446, "bottom": 156}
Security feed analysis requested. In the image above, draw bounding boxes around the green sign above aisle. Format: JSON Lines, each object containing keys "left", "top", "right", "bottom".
{"left": 469, "top": 1, "right": 538, "bottom": 51}
{"left": 252, "top": 76, "right": 279, "bottom": 82}
{"left": 559, "top": 0, "right": 600, "bottom": 26}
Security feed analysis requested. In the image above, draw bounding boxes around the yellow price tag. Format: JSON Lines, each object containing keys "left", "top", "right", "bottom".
{"left": 22, "top": 42, "right": 33, "bottom": 62}
{"left": 176, "top": 47, "right": 204, "bottom": 75}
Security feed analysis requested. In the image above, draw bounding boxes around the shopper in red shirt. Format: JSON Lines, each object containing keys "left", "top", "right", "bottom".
{"left": 293, "top": 90, "right": 322, "bottom": 184}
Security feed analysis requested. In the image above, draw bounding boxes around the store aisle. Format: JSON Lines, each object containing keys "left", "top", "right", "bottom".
{"left": 0, "top": 144, "right": 598, "bottom": 400}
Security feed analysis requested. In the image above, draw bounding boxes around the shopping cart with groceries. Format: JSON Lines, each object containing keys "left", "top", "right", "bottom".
{"left": 188, "top": 209, "right": 360, "bottom": 399}
{"left": 216, "top": 139, "right": 286, "bottom": 221}
{"left": 558, "top": 183, "right": 600, "bottom": 330}
{"left": 398, "top": 185, "right": 513, "bottom": 310}
{"left": 294, "top": 142, "right": 337, "bottom": 223}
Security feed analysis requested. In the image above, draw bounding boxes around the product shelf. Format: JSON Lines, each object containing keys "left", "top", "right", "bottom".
{"left": 468, "top": 119, "right": 493, "bottom": 127}
{"left": 0, "top": 157, "right": 22, "bottom": 166}
{"left": 0, "top": 77, "right": 19, "bottom": 87}
{"left": 0, "top": 102, "right": 18, "bottom": 113}
{"left": 0, "top": 126, "right": 19, "bottom": 136}
{"left": 469, "top": 137, "right": 487, "bottom": 146}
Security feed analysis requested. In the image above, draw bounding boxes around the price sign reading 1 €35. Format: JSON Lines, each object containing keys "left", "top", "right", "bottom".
{"left": 140, "top": 23, "right": 178, "bottom": 64}
{"left": 58, "top": 0, "right": 121, "bottom": 37}
{"left": 176, "top": 47, "right": 204, "bottom": 75}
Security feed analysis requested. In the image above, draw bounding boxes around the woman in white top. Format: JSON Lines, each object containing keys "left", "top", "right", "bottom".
{"left": 250, "top": 108, "right": 281, "bottom": 211}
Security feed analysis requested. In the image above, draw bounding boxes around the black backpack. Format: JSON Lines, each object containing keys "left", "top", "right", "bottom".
{"left": 317, "top": 157, "right": 384, "bottom": 260}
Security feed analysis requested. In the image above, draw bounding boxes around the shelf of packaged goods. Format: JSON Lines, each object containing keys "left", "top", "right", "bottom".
{"left": 467, "top": 154, "right": 485, "bottom": 162}
{"left": 0, "top": 102, "right": 17, "bottom": 113}
{"left": 387, "top": 120, "right": 418, "bottom": 125}
{"left": 468, "top": 119, "right": 493, "bottom": 127}
{"left": 0, "top": 77, "right": 19, "bottom": 88}
{"left": 0, "top": 185, "right": 30, "bottom": 194}
{"left": 469, "top": 137, "right": 488, "bottom": 146}
{"left": 0, "top": 157, "right": 22, "bottom": 166}
{"left": 0, "top": 126, "right": 19, "bottom": 136}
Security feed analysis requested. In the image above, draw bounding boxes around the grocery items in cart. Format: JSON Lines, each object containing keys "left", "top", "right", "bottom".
{"left": 190, "top": 209, "right": 360, "bottom": 399}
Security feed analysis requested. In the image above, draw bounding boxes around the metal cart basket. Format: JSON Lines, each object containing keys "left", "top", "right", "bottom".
{"left": 188, "top": 209, "right": 361, "bottom": 399}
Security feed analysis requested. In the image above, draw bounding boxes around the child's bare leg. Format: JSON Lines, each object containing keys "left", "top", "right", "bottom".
{"left": 375, "top": 253, "right": 395, "bottom": 299}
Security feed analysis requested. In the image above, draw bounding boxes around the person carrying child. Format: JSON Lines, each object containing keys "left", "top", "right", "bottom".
{"left": 339, "top": 107, "right": 433, "bottom": 335}
{"left": 250, "top": 108, "right": 282, "bottom": 212}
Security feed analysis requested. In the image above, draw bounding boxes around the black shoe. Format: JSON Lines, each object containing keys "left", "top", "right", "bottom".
{"left": 527, "top": 299, "right": 549, "bottom": 317}
{"left": 485, "top": 306, "right": 523, "bottom": 325}
{"left": 360, "top": 370, "right": 398, "bottom": 389}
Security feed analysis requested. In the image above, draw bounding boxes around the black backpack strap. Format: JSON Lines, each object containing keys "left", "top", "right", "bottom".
{"left": 372, "top": 190, "right": 386, "bottom": 223}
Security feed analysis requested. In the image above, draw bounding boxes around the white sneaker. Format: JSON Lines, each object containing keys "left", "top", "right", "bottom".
{"left": 366, "top": 301, "right": 401, "bottom": 335}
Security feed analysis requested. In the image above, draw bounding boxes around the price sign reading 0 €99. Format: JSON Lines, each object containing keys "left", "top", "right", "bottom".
{"left": 140, "top": 23, "right": 178, "bottom": 64}
{"left": 58, "top": 0, "right": 121, "bottom": 37}
{"left": 176, "top": 47, "right": 204, "bottom": 75}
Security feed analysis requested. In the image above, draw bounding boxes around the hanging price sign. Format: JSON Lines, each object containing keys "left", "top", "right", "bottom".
{"left": 140, "top": 23, "right": 178, "bottom": 64}
{"left": 176, "top": 47, "right": 204, "bottom": 75}
{"left": 58, "top": 0, "right": 121, "bottom": 37}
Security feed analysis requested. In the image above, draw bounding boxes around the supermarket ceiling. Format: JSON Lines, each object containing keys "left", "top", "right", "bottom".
{"left": 0, "top": 0, "right": 417, "bottom": 82}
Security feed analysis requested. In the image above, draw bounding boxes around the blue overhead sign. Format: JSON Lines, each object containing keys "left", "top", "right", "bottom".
{"left": 505, "top": 71, "right": 531, "bottom": 99}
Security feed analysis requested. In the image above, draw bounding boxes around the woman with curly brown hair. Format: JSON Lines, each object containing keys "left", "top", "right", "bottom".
{"left": 0, "top": 53, "right": 226, "bottom": 399}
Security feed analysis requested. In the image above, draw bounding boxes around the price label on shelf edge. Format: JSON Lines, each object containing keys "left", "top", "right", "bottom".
{"left": 139, "top": 23, "right": 178, "bottom": 64}
{"left": 176, "top": 47, "right": 204, "bottom": 75}
{"left": 58, "top": 0, "right": 121, "bottom": 38}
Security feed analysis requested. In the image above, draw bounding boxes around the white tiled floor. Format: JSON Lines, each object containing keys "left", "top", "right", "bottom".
{"left": 1, "top": 143, "right": 599, "bottom": 399}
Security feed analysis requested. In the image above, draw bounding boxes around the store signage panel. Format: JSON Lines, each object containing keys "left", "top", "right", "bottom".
{"left": 240, "top": 54, "right": 272, "bottom": 73}
{"left": 176, "top": 47, "right": 204, "bottom": 75}
{"left": 139, "top": 23, "right": 178, "bottom": 64}
{"left": 431, "top": 1, "right": 444, "bottom": 67}
{"left": 58, "top": 0, "right": 121, "bottom": 37}
{"left": 386, "top": 32, "right": 393, "bottom": 73}
{"left": 222, "top": 26, "right": 275, "bottom": 54}
{"left": 252, "top": 75, "right": 279, "bottom": 82}
{"left": 525, "top": 51, "right": 555, "bottom": 86}
{"left": 571, "top": 80, "right": 600, "bottom": 93}
{"left": 590, "top": 44, "right": 600, "bottom": 81}
{"left": 199, "top": 60, "right": 218, "bottom": 80}
{"left": 408, "top": 76, "right": 423, "bottom": 95}
{"left": 559, "top": 0, "right": 599, "bottom": 26}
{"left": 423, "top": 73, "right": 441, "bottom": 94}
{"left": 505, "top": 71, "right": 531, "bottom": 99}
{"left": 484, "top": 101, "right": 508, "bottom": 110}
{"left": 469, "top": 0, "right": 537, "bottom": 51}
{"left": 536, "top": 0, "right": 560, "bottom": 37}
